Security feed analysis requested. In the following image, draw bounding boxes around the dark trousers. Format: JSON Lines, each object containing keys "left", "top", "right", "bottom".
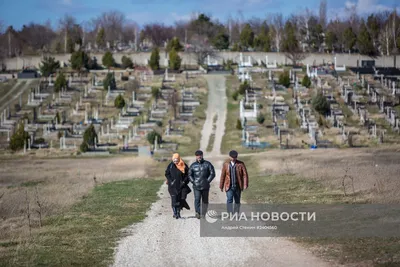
{"left": 226, "top": 186, "right": 241, "bottom": 214}
{"left": 194, "top": 189, "right": 209, "bottom": 215}
{"left": 169, "top": 188, "right": 182, "bottom": 210}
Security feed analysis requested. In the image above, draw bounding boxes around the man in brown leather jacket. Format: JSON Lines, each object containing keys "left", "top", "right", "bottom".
{"left": 219, "top": 150, "right": 249, "bottom": 214}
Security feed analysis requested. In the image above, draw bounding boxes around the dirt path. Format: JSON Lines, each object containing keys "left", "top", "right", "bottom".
{"left": 112, "top": 75, "right": 336, "bottom": 267}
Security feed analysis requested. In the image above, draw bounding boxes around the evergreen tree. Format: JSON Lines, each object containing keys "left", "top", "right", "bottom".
{"left": 39, "top": 56, "right": 60, "bottom": 77}
{"left": 114, "top": 94, "right": 126, "bottom": 109}
{"left": 103, "top": 73, "right": 116, "bottom": 91}
{"left": 121, "top": 55, "right": 133, "bottom": 69}
{"left": 147, "top": 131, "right": 162, "bottom": 145}
{"left": 9, "top": 122, "right": 29, "bottom": 151}
{"left": 357, "top": 21, "right": 375, "bottom": 55}
{"left": 343, "top": 27, "right": 357, "bottom": 53}
{"left": 166, "top": 37, "right": 183, "bottom": 52}
{"left": 80, "top": 124, "right": 98, "bottom": 152}
{"left": 54, "top": 72, "right": 67, "bottom": 92}
{"left": 213, "top": 32, "right": 230, "bottom": 50}
{"left": 102, "top": 51, "right": 115, "bottom": 69}
{"left": 302, "top": 75, "right": 311, "bottom": 87}
{"left": 169, "top": 49, "right": 181, "bottom": 70}
{"left": 240, "top": 24, "right": 255, "bottom": 49}
{"left": 325, "top": 31, "right": 337, "bottom": 52}
{"left": 149, "top": 47, "right": 160, "bottom": 70}
{"left": 279, "top": 71, "right": 291, "bottom": 88}
{"left": 312, "top": 92, "right": 330, "bottom": 115}
{"left": 70, "top": 51, "right": 89, "bottom": 71}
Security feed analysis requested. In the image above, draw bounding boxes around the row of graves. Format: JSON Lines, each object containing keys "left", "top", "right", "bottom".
{"left": 237, "top": 68, "right": 271, "bottom": 149}
{"left": 152, "top": 69, "right": 203, "bottom": 157}
{"left": 336, "top": 69, "right": 400, "bottom": 145}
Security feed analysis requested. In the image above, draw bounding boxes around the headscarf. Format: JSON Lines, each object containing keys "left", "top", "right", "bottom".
{"left": 172, "top": 153, "right": 186, "bottom": 173}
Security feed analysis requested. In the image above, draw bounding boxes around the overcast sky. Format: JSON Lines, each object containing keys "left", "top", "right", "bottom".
{"left": 0, "top": 0, "right": 398, "bottom": 30}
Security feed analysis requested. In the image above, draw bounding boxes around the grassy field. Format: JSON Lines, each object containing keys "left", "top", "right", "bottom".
{"left": 0, "top": 178, "right": 162, "bottom": 267}
{"left": 0, "top": 156, "right": 166, "bottom": 266}
{"left": 242, "top": 148, "right": 400, "bottom": 267}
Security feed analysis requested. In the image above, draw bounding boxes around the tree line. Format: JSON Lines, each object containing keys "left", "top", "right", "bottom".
{"left": 0, "top": 1, "right": 399, "bottom": 62}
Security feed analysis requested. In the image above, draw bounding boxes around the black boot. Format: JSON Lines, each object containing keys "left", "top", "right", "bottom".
{"left": 172, "top": 207, "right": 177, "bottom": 218}
{"left": 176, "top": 207, "right": 181, "bottom": 219}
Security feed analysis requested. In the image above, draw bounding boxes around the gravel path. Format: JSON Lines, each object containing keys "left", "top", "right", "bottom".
{"left": 112, "top": 75, "right": 336, "bottom": 267}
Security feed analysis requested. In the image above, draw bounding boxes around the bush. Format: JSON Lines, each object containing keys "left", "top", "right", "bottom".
{"left": 312, "top": 92, "right": 330, "bottom": 115}
{"left": 114, "top": 94, "right": 126, "bottom": 109}
{"left": 302, "top": 75, "right": 311, "bottom": 87}
{"left": 34, "top": 138, "right": 45, "bottom": 144}
{"left": 121, "top": 55, "right": 133, "bottom": 69}
{"left": 103, "top": 73, "right": 116, "bottom": 91}
{"left": 147, "top": 131, "right": 162, "bottom": 145}
{"left": 169, "top": 49, "right": 181, "bottom": 70}
{"left": 236, "top": 119, "right": 243, "bottom": 130}
{"left": 156, "top": 121, "right": 163, "bottom": 127}
{"left": 151, "top": 87, "right": 160, "bottom": 99}
{"left": 257, "top": 104, "right": 263, "bottom": 109}
{"left": 232, "top": 90, "right": 239, "bottom": 101}
{"left": 238, "top": 81, "right": 250, "bottom": 95}
{"left": 149, "top": 47, "right": 160, "bottom": 70}
{"left": 9, "top": 122, "right": 29, "bottom": 151}
{"left": 121, "top": 76, "right": 129, "bottom": 81}
{"left": 257, "top": 113, "right": 265, "bottom": 124}
{"left": 54, "top": 72, "right": 67, "bottom": 92}
{"left": 279, "top": 71, "right": 290, "bottom": 88}
{"left": 80, "top": 142, "right": 88, "bottom": 152}
{"left": 102, "top": 51, "right": 115, "bottom": 69}
{"left": 80, "top": 124, "right": 98, "bottom": 152}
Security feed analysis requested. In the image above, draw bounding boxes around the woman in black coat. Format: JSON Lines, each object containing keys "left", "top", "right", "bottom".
{"left": 165, "top": 153, "right": 191, "bottom": 219}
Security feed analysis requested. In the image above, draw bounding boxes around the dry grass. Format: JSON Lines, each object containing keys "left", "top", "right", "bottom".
{"left": 0, "top": 156, "right": 164, "bottom": 241}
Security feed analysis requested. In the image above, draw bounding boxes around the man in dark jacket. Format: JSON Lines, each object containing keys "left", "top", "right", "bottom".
{"left": 189, "top": 150, "right": 215, "bottom": 219}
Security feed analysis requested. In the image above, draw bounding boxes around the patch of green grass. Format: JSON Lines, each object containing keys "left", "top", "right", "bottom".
{"left": 1, "top": 179, "right": 162, "bottom": 267}
{"left": 20, "top": 180, "right": 45, "bottom": 187}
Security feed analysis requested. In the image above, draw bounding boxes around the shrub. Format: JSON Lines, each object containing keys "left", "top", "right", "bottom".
{"left": 312, "top": 92, "right": 330, "bottom": 115}
{"left": 257, "top": 113, "right": 265, "bottom": 124}
{"left": 80, "top": 124, "right": 98, "bottom": 152}
{"left": 236, "top": 119, "right": 243, "bottom": 130}
{"left": 232, "top": 90, "right": 239, "bottom": 101}
{"left": 279, "top": 71, "right": 290, "bottom": 88}
{"left": 156, "top": 121, "right": 163, "bottom": 127}
{"left": 121, "top": 55, "right": 133, "bottom": 69}
{"left": 121, "top": 76, "right": 129, "bottom": 81}
{"left": 54, "top": 72, "right": 67, "bottom": 92}
{"left": 238, "top": 81, "right": 250, "bottom": 95}
{"left": 147, "top": 131, "right": 162, "bottom": 145}
{"left": 302, "top": 74, "right": 311, "bottom": 87}
{"left": 103, "top": 73, "right": 116, "bottom": 91}
{"left": 9, "top": 122, "right": 29, "bottom": 151}
{"left": 114, "top": 94, "right": 126, "bottom": 109}
{"left": 149, "top": 47, "right": 160, "bottom": 70}
{"left": 102, "top": 51, "right": 115, "bottom": 69}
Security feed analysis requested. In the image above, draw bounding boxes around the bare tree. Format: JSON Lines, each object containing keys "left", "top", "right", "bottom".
{"left": 58, "top": 14, "right": 78, "bottom": 53}
{"left": 319, "top": 0, "right": 327, "bottom": 29}
{"left": 92, "top": 10, "right": 126, "bottom": 47}
{"left": 269, "top": 13, "right": 284, "bottom": 52}
{"left": 188, "top": 34, "right": 215, "bottom": 65}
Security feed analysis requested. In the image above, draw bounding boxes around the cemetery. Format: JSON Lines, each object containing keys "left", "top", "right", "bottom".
{"left": 222, "top": 57, "right": 400, "bottom": 153}
{"left": 0, "top": 61, "right": 208, "bottom": 158}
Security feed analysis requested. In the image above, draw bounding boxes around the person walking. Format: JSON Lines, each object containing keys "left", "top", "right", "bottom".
{"left": 219, "top": 150, "right": 249, "bottom": 214}
{"left": 165, "top": 153, "right": 191, "bottom": 219}
{"left": 188, "top": 150, "right": 215, "bottom": 219}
